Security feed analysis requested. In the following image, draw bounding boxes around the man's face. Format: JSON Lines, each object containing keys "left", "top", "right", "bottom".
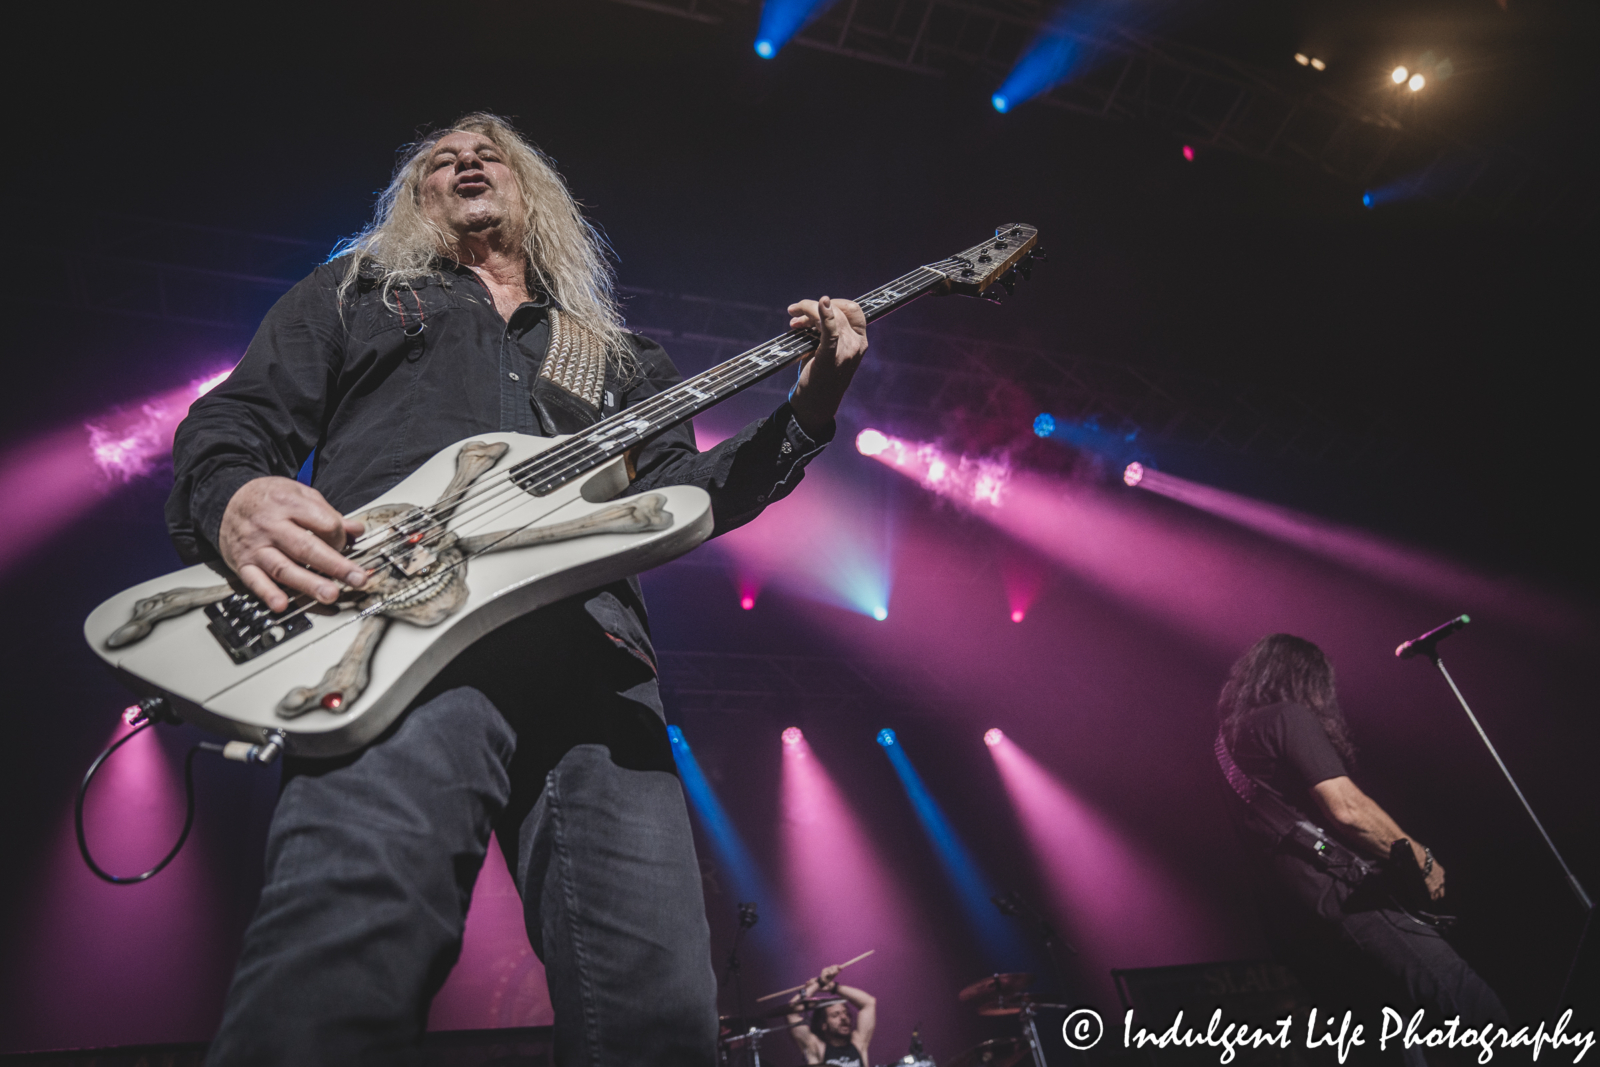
{"left": 822, "top": 1003, "right": 853, "bottom": 1039}
{"left": 417, "top": 130, "right": 524, "bottom": 244}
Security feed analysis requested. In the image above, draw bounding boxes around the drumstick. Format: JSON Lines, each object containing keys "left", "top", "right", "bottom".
{"left": 755, "top": 950, "right": 876, "bottom": 1002}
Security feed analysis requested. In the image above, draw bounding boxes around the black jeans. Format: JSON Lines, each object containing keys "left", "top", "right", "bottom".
{"left": 204, "top": 681, "right": 718, "bottom": 1066}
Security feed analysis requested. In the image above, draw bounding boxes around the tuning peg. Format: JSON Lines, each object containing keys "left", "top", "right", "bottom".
{"left": 1000, "top": 273, "right": 1017, "bottom": 295}
{"left": 980, "top": 288, "right": 1003, "bottom": 303}
{"left": 1028, "top": 247, "right": 1049, "bottom": 262}
{"left": 1017, "top": 263, "right": 1033, "bottom": 281}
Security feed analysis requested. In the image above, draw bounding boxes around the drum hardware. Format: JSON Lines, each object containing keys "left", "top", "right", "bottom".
{"left": 958, "top": 972, "right": 1070, "bottom": 1067}
{"left": 717, "top": 997, "right": 848, "bottom": 1066}
{"left": 946, "top": 1037, "right": 1026, "bottom": 1067}
{"left": 957, "top": 972, "right": 1035, "bottom": 1003}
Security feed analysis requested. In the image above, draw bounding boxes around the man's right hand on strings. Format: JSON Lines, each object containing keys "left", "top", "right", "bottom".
{"left": 219, "top": 476, "right": 368, "bottom": 612}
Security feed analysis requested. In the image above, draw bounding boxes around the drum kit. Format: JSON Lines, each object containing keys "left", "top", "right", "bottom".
{"left": 716, "top": 971, "right": 1067, "bottom": 1067}
{"left": 716, "top": 994, "right": 847, "bottom": 1066}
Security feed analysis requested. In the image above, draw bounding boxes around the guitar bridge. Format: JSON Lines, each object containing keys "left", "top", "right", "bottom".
{"left": 204, "top": 593, "right": 313, "bottom": 664}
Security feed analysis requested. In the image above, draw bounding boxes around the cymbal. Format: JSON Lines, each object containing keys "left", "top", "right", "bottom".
{"left": 975, "top": 992, "right": 1072, "bottom": 1017}
{"left": 717, "top": 1020, "right": 788, "bottom": 1044}
{"left": 946, "top": 1037, "right": 1027, "bottom": 1067}
{"left": 958, "top": 972, "right": 1034, "bottom": 1002}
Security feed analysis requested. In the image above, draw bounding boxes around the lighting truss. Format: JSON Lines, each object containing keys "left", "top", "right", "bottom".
{"left": 603, "top": 0, "right": 1594, "bottom": 225}
{"left": 621, "top": 286, "right": 1405, "bottom": 464}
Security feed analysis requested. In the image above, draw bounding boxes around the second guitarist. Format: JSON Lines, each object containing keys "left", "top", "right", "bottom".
{"left": 1215, "top": 634, "right": 1507, "bottom": 1039}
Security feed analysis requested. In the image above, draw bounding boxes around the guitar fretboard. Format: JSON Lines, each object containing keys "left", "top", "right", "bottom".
{"left": 510, "top": 265, "right": 948, "bottom": 497}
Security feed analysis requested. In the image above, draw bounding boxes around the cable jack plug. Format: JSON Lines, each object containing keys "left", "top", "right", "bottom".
{"left": 208, "top": 730, "right": 287, "bottom": 766}
{"left": 122, "top": 695, "right": 177, "bottom": 728}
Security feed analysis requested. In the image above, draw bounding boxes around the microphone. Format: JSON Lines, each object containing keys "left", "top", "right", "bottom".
{"left": 737, "top": 902, "right": 759, "bottom": 929}
{"left": 1395, "top": 614, "right": 1471, "bottom": 659}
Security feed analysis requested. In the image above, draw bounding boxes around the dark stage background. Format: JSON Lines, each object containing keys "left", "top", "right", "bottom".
{"left": 3, "top": 1, "right": 1596, "bottom": 1060}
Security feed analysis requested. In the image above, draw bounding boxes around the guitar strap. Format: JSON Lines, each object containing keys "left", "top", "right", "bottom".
{"left": 1214, "top": 730, "right": 1375, "bottom": 886}
{"left": 540, "top": 309, "right": 608, "bottom": 410}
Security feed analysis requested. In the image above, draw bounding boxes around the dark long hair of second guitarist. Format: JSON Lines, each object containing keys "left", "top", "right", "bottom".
{"left": 1218, "top": 633, "right": 1357, "bottom": 768}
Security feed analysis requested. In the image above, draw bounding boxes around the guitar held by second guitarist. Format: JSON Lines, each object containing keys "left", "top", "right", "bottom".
{"left": 1215, "top": 632, "right": 1508, "bottom": 1037}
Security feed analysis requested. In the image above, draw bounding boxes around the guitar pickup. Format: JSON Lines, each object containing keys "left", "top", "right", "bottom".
{"left": 382, "top": 542, "right": 438, "bottom": 577}
{"left": 382, "top": 509, "right": 442, "bottom": 575}
{"left": 204, "top": 593, "right": 313, "bottom": 664}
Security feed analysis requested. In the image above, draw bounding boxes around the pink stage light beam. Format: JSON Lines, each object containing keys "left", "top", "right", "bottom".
{"left": 780, "top": 733, "right": 946, "bottom": 1050}
{"left": 987, "top": 733, "right": 1224, "bottom": 1002}
{"left": 857, "top": 428, "right": 1010, "bottom": 509}
{"left": 0, "top": 367, "right": 233, "bottom": 578}
{"left": 1126, "top": 464, "right": 1586, "bottom": 640}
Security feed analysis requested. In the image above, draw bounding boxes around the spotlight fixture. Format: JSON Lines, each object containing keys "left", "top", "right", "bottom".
{"left": 1408, "top": 73, "right": 1425, "bottom": 91}
{"left": 872, "top": 606, "right": 889, "bottom": 621}
{"left": 1011, "top": 609, "right": 1025, "bottom": 623}
{"left": 855, "top": 428, "right": 890, "bottom": 456}
{"left": 876, "top": 728, "right": 897, "bottom": 747}
{"left": 1392, "top": 66, "right": 1409, "bottom": 84}
{"left": 984, "top": 728, "right": 1004, "bottom": 747}
{"left": 1123, "top": 461, "right": 1145, "bottom": 488}
{"left": 1294, "top": 53, "right": 1309, "bottom": 65}
{"left": 740, "top": 595, "right": 755, "bottom": 610}
{"left": 755, "top": 39, "right": 775, "bottom": 58}
{"left": 1310, "top": 57, "right": 1326, "bottom": 71}
{"left": 1362, "top": 192, "right": 1374, "bottom": 208}
{"left": 1032, "top": 413, "right": 1056, "bottom": 438}
{"left": 1181, "top": 145, "right": 1195, "bottom": 162}
{"left": 991, "top": 93, "right": 1010, "bottom": 113}
{"left": 782, "top": 727, "right": 804, "bottom": 745}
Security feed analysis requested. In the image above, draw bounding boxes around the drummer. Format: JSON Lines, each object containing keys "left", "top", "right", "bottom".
{"left": 786, "top": 963, "right": 877, "bottom": 1066}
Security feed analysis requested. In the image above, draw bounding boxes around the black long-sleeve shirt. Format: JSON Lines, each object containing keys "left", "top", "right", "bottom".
{"left": 167, "top": 259, "right": 830, "bottom": 705}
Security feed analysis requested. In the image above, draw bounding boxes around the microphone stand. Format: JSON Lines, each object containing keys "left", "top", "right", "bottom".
{"left": 994, "top": 890, "right": 1078, "bottom": 991}
{"left": 722, "top": 903, "right": 760, "bottom": 1026}
{"left": 1402, "top": 628, "right": 1594, "bottom": 1009}
{"left": 1412, "top": 647, "right": 1591, "bottom": 913}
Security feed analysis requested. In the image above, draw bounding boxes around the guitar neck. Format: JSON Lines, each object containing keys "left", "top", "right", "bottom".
{"left": 512, "top": 265, "right": 949, "bottom": 497}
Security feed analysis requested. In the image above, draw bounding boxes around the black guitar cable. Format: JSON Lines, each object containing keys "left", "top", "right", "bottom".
{"left": 75, "top": 697, "right": 285, "bottom": 885}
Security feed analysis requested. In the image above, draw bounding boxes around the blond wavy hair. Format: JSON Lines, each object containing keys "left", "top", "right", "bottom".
{"left": 334, "top": 112, "right": 630, "bottom": 372}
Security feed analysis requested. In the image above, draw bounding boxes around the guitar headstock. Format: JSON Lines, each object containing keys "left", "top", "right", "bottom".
{"left": 924, "top": 224, "right": 1043, "bottom": 300}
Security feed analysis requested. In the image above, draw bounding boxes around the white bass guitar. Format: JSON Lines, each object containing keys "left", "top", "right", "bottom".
{"left": 83, "top": 225, "right": 1041, "bottom": 758}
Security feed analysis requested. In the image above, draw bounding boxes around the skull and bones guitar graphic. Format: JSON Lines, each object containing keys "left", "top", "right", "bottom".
{"left": 84, "top": 225, "right": 1041, "bottom": 758}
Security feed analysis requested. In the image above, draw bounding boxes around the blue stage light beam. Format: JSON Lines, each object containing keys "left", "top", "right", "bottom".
{"left": 1033, "top": 412, "right": 1148, "bottom": 470}
{"left": 669, "top": 726, "right": 788, "bottom": 951}
{"left": 994, "top": 0, "right": 1176, "bottom": 112}
{"left": 754, "top": 0, "right": 840, "bottom": 59}
{"left": 994, "top": 33, "right": 1081, "bottom": 112}
{"left": 877, "top": 730, "right": 1034, "bottom": 969}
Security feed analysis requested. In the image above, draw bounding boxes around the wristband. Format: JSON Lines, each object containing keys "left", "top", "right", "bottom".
{"left": 1422, "top": 847, "right": 1434, "bottom": 877}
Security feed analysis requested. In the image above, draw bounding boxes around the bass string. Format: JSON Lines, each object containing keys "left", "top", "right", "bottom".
{"left": 348, "top": 263, "right": 936, "bottom": 553}
{"left": 250, "top": 268, "right": 948, "bottom": 632}
{"left": 342, "top": 324, "right": 822, "bottom": 558}
{"left": 344, "top": 264, "right": 938, "bottom": 556}
{"left": 256, "top": 333, "right": 821, "bottom": 629}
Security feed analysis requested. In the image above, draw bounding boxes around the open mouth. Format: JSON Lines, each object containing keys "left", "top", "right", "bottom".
{"left": 455, "top": 175, "right": 490, "bottom": 196}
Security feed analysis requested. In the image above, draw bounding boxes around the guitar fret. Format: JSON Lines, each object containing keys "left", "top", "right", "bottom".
{"left": 510, "top": 248, "right": 1005, "bottom": 496}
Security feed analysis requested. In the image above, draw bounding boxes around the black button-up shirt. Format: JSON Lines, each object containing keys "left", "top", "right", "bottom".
{"left": 167, "top": 259, "right": 830, "bottom": 712}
